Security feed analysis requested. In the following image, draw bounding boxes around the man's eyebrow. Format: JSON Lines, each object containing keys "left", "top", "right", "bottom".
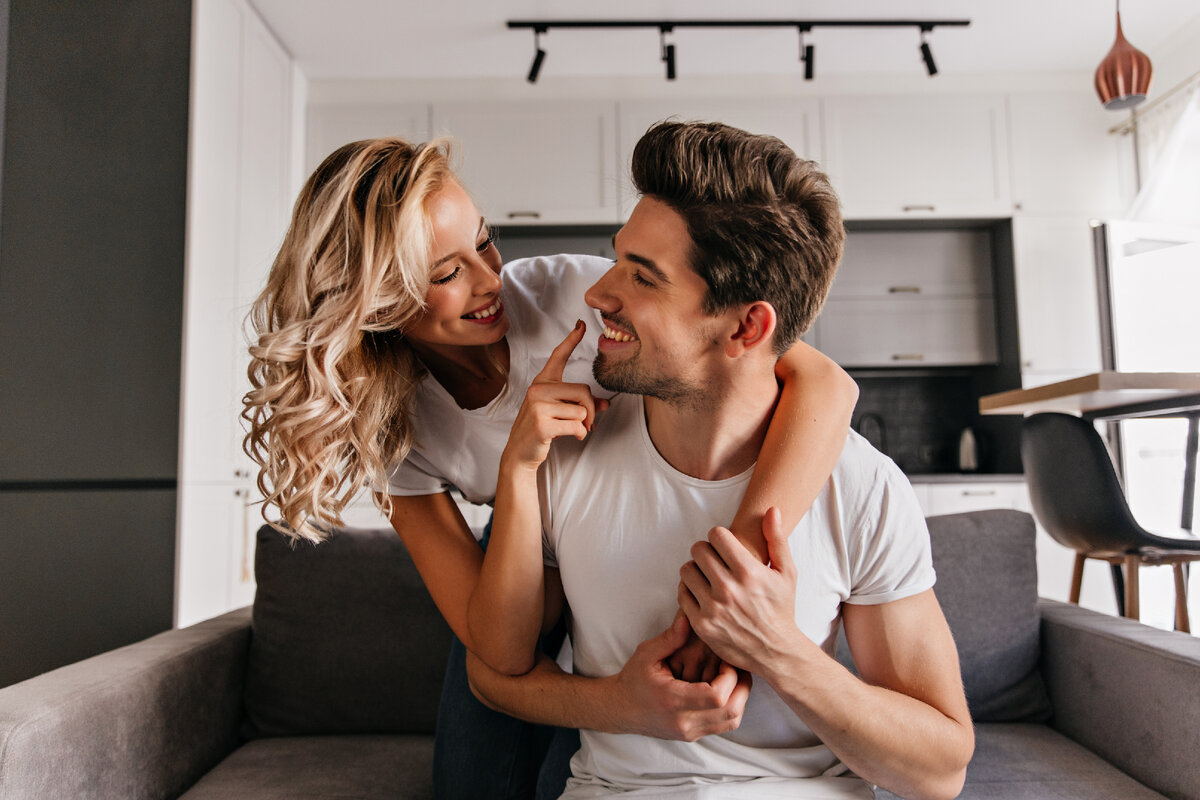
{"left": 611, "top": 234, "right": 671, "bottom": 285}
{"left": 430, "top": 217, "right": 486, "bottom": 270}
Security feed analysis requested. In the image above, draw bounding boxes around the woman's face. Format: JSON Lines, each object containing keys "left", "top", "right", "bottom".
{"left": 405, "top": 180, "right": 508, "bottom": 349}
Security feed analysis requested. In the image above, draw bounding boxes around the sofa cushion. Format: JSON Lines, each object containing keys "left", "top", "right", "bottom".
{"left": 243, "top": 525, "right": 452, "bottom": 737}
{"left": 177, "top": 734, "right": 434, "bottom": 800}
{"left": 926, "top": 510, "right": 1052, "bottom": 723}
{"left": 877, "top": 723, "right": 1166, "bottom": 799}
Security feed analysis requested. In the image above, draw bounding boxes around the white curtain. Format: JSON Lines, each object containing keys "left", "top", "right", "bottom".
{"left": 1128, "top": 90, "right": 1200, "bottom": 224}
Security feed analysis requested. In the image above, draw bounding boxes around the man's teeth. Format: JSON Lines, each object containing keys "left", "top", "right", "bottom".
{"left": 603, "top": 325, "right": 635, "bottom": 342}
{"left": 467, "top": 301, "right": 501, "bottom": 319}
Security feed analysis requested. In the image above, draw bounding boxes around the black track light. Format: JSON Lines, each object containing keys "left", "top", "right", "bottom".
{"left": 527, "top": 28, "right": 546, "bottom": 83}
{"left": 660, "top": 27, "right": 676, "bottom": 81}
{"left": 920, "top": 28, "right": 938, "bottom": 77}
{"left": 798, "top": 27, "right": 814, "bottom": 80}
{"left": 508, "top": 19, "right": 969, "bottom": 83}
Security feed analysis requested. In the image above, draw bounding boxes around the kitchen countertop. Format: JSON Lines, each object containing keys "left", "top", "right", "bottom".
{"left": 905, "top": 473, "right": 1025, "bottom": 483}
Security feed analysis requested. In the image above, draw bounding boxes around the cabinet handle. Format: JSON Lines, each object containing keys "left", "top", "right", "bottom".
{"left": 506, "top": 211, "right": 542, "bottom": 219}
{"left": 961, "top": 489, "right": 997, "bottom": 497}
{"left": 891, "top": 354, "right": 925, "bottom": 361}
{"left": 888, "top": 286, "right": 921, "bottom": 294}
{"left": 234, "top": 469, "right": 250, "bottom": 479}
{"left": 901, "top": 204, "right": 936, "bottom": 212}
{"left": 236, "top": 488, "right": 254, "bottom": 582}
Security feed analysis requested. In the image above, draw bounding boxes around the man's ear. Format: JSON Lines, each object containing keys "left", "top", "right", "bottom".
{"left": 725, "top": 301, "right": 777, "bottom": 357}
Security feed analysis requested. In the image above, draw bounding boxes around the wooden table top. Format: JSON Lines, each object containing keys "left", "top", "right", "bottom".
{"left": 979, "top": 372, "right": 1200, "bottom": 417}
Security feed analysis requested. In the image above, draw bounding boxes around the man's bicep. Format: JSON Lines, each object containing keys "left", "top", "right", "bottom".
{"left": 843, "top": 590, "right": 971, "bottom": 725}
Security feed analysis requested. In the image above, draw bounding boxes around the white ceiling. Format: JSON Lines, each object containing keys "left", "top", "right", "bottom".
{"left": 250, "top": 0, "right": 1200, "bottom": 83}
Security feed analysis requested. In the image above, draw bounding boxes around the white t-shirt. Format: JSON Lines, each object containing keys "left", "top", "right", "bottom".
{"left": 384, "top": 253, "right": 614, "bottom": 513}
{"left": 539, "top": 393, "right": 935, "bottom": 799}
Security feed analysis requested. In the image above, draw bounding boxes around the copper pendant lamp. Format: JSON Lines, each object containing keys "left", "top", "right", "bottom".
{"left": 1094, "top": 2, "right": 1153, "bottom": 110}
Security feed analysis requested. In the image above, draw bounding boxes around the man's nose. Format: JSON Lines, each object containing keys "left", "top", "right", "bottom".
{"left": 585, "top": 263, "right": 620, "bottom": 311}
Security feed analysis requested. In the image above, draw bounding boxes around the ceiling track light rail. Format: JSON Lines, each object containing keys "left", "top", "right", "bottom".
{"left": 511, "top": 18, "right": 968, "bottom": 83}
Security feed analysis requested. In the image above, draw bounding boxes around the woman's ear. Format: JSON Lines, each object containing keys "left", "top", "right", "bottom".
{"left": 724, "top": 301, "right": 777, "bottom": 358}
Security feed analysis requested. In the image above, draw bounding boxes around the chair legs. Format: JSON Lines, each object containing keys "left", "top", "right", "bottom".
{"left": 1072, "top": 552, "right": 1194, "bottom": 632}
{"left": 1069, "top": 553, "right": 1086, "bottom": 604}
{"left": 1175, "top": 563, "right": 1191, "bottom": 634}
{"left": 1110, "top": 563, "right": 1126, "bottom": 617}
{"left": 1124, "top": 554, "right": 1141, "bottom": 621}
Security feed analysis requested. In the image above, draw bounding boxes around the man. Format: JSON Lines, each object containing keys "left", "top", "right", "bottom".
{"left": 472, "top": 120, "right": 973, "bottom": 799}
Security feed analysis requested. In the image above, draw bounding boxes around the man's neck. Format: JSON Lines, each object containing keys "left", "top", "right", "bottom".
{"left": 643, "top": 367, "right": 780, "bottom": 482}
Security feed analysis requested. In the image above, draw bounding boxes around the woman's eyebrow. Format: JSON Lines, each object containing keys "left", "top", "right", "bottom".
{"left": 430, "top": 217, "right": 487, "bottom": 269}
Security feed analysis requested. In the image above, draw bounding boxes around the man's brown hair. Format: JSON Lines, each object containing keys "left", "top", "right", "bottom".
{"left": 630, "top": 120, "right": 845, "bottom": 354}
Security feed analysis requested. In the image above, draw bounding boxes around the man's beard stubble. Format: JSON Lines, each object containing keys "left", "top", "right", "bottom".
{"left": 592, "top": 350, "right": 705, "bottom": 409}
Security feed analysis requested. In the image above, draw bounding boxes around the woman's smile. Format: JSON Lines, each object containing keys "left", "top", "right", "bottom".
{"left": 464, "top": 298, "right": 504, "bottom": 324}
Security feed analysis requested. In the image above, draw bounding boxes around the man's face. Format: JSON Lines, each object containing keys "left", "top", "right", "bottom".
{"left": 584, "top": 196, "right": 728, "bottom": 405}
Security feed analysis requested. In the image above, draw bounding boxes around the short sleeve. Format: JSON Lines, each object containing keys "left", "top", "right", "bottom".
{"left": 539, "top": 455, "right": 559, "bottom": 569}
{"left": 844, "top": 461, "right": 936, "bottom": 605}
{"left": 383, "top": 450, "right": 450, "bottom": 497}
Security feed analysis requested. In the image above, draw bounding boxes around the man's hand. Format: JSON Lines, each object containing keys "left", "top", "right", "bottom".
{"left": 665, "top": 610, "right": 724, "bottom": 683}
{"left": 678, "top": 507, "right": 801, "bottom": 676}
{"left": 609, "top": 615, "right": 751, "bottom": 741}
{"left": 502, "top": 320, "right": 609, "bottom": 472}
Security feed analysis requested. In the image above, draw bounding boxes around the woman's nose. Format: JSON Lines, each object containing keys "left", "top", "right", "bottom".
{"left": 473, "top": 258, "right": 502, "bottom": 295}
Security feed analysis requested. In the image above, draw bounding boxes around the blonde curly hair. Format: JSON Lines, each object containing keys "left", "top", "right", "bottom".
{"left": 243, "top": 138, "right": 456, "bottom": 542}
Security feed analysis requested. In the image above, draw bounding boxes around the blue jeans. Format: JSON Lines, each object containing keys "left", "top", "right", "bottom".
{"left": 433, "top": 521, "right": 579, "bottom": 799}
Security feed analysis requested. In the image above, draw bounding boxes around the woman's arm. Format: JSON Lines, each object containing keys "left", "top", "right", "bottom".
{"left": 466, "top": 594, "right": 753, "bottom": 742}
{"left": 383, "top": 490, "right": 485, "bottom": 650}
{"left": 731, "top": 340, "right": 858, "bottom": 561}
{"left": 468, "top": 322, "right": 607, "bottom": 676}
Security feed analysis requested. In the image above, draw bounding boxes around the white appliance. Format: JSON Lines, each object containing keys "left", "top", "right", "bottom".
{"left": 1093, "top": 219, "right": 1200, "bottom": 534}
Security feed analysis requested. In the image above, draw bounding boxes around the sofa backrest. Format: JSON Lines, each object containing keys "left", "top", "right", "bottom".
{"left": 925, "top": 509, "right": 1051, "bottom": 722}
{"left": 242, "top": 509, "right": 1051, "bottom": 736}
{"left": 242, "top": 524, "right": 452, "bottom": 737}
{"left": 838, "top": 509, "right": 1051, "bottom": 723}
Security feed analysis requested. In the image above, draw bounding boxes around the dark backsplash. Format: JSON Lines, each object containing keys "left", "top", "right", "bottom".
{"left": 852, "top": 375, "right": 978, "bottom": 474}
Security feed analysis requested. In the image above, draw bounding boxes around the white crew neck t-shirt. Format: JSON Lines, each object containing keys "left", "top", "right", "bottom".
{"left": 539, "top": 393, "right": 936, "bottom": 799}
{"left": 384, "top": 253, "right": 613, "bottom": 516}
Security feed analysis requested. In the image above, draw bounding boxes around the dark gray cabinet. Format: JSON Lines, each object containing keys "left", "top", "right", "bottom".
{"left": 0, "top": 0, "right": 191, "bottom": 687}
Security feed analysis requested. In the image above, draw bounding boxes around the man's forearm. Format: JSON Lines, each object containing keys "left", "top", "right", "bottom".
{"left": 757, "top": 632, "right": 972, "bottom": 800}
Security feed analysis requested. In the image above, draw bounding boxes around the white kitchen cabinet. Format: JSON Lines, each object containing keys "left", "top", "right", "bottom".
{"left": 177, "top": 483, "right": 258, "bottom": 626}
{"left": 815, "top": 297, "right": 997, "bottom": 367}
{"left": 1008, "top": 93, "right": 1126, "bottom": 218}
{"left": 923, "top": 481, "right": 1030, "bottom": 516}
{"left": 432, "top": 101, "right": 619, "bottom": 224}
{"left": 813, "top": 227, "right": 998, "bottom": 367}
{"left": 1011, "top": 215, "right": 1103, "bottom": 384}
{"left": 178, "top": 0, "right": 296, "bottom": 627}
{"left": 305, "top": 103, "right": 431, "bottom": 174}
{"left": 616, "top": 98, "right": 823, "bottom": 218}
{"left": 822, "top": 94, "right": 1011, "bottom": 219}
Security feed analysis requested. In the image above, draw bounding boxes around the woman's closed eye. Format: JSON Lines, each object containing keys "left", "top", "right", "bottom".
{"left": 476, "top": 227, "right": 497, "bottom": 253}
{"left": 430, "top": 265, "right": 461, "bottom": 286}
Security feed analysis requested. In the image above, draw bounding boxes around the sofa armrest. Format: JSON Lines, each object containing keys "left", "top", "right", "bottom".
{"left": 0, "top": 607, "right": 251, "bottom": 800}
{"left": 1039, "top": 599, "right": 1200, "bottom": 799}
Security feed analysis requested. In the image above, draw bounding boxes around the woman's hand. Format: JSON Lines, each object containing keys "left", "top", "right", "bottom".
{"left": 503, "top": 320, "right": 609, "bottom": 472}
{"left": 665, "top": 608, "right": 725, "bottom": 684}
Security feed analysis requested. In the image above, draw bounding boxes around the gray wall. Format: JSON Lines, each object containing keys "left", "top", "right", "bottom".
{"left": 0, "top": 0, "right": 191, "bottom": 687}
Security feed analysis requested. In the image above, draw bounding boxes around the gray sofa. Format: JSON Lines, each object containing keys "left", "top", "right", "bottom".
{"left": 2, "top": 510, "right": 1198, "bottom": 800}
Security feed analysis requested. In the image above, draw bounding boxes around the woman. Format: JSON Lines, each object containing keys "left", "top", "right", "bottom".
{"left": 243, "top": 137, "right": 857, "bottom": 799}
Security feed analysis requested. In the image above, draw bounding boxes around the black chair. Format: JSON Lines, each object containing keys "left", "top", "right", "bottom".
{"left": 1021, "top": 412, "right": 1200, "bottom": 632}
